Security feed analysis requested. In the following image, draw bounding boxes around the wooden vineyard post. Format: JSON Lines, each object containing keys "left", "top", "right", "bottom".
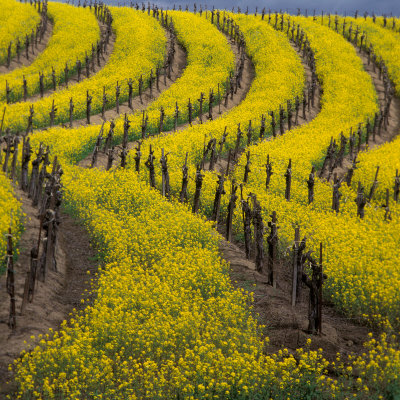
{"left": 0, "top": 106, "right": 6, "bottom": 135}
{"left": 138, "top": 75, "right": 143, "bottom": 104}
{"left": 133, "top": 142, "right": 142, "bottom": 173}
{"left": 243, "top": 151, "right": 251, "bottom": 183}
{"left": 141, "top": 111, "right": 148, "bottom": 139}
{"left": 49, "top": 99, "right": 57, "bottom": 127}
{"left": 226, "top": 181, "right": 238, "bottom": 242}
{"left": 192, "top": 165, "right": 204, "bottom": 213}
{"left": 233, "top": 124, "right": 243, "bottom": 161}
{"left": 10, "top": 136, "right": 20, "bottom": 181}
{"left": 198, "top": 92, "right": 205, "bottom": 124}
{"left": 160, "top": 148, "right": 170, "bottom": 198}
{"left": 318, "top": 243, "right": 323, "bottom": 335}
{"left": 158, "top": 107, "right": 165, "bottom": 134}
{"left": 240, "top": 189, "right": 252, "bottom": 260}
{"left": 246, "top": 120, "right": 253, "bottom": 146}
{"left": 26, "top": 105, "right": 34, "bottom": 135}
{"left": 355, "top": 181, "right": 367, "bottom": 218}
{"left": 38, "top": 72, "right": 44, "bottom": 98}
{"left": 267, "top": 211, "right": 278, "bottom": 287}
{"left": 384, "top": 188, "right": 392, "bottom": 221}
{"left": 211, "top": 174, "right": 225, "bottom": 223}
{"left": 86, "top": 90, "right": 92, "bottom": 124}
{"left": 179, "top": 153, "right": 189, "bottom": 203}
{"left": 90, "top": 123, "right": 104, "bottom": 168}
{"left": 224, "top": 149, "right": 232, "bottom": 177}
{"left": 128, "top": 78, "right": 133, "bottom": 109}
{"left": 6, "top": 227, "right": 16, "bottom": 330}
{"left": 259, "top": 114, "right": 266, "bottom": 139}
{"left": 252, "top": 197, "right": 264, "bottom": 274}
{"left": 307, "top": 166, "right": 315, "bottom": 204}
{"left": 106, "top": 147, "right": 115, "bottom": 171}
{"left": 285, "top": 159, "right": 292, "bottom": 201}
{"left": 20, "top": 137, "right": 31, "bottom": 191}
{"left": 291, "top": 227, "right": 300, "bottom": 307}
{"left": 279, "top": 105, "right": 285, "bottom": 135}
{"left": 265, "top": 155, "right": 273, "bottom": 191}
{"left": 332, "top": 173, "right": 342, "bottom": 213}
{"left": 368, "top": 166, "right": 380, "bottom": 202}
{"left": 188, "top": 98, "right": 193, "bottom": 126}
{"left": 208, "top": 89, "right": 214, "bottom": 120}
{"left": 394, "top": 169, "right": 399, "bottom": 203}
{"left": 145, "top": 145, "right": 156, "bottom": 187}
{"left": 44, "top": 191, "right": 57, "bottom": 274}
{"left": 69, "top": 97, "right": 74, "bottom": 128}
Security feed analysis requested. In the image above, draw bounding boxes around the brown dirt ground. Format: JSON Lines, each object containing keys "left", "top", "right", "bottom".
{"left": 0, "top": 18, "right": 53, "bottom": 74}
{"left": 0, "top": 186, "right": 98, "bottom": 396}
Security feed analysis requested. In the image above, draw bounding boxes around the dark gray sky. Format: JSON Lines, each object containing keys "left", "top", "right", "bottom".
{"left": 106, "top": 0, "right": 400, "bottom": 16}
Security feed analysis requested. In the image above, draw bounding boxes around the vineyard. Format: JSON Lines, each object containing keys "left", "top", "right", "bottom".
{"left": 0, "top": 0, "right": 400, "bottom": 398}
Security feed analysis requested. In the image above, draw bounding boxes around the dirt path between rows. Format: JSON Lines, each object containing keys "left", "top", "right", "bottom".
{"left": 0, "top": 186, "right": 97, "bottom": 396}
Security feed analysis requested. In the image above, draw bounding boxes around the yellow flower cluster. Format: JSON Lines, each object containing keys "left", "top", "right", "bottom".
{"left": 373, "top": 16, "right": 400, "bottom": 34}
{"left": 324, "top": 16, "right": 400, "bottom": 97}
{"left": 353, "top": 134, "right": 400, "bottom": 203}
{"left": 0, "top": 171, "right": 22, "bottom": 261}
{"left": 0, "top": 2, "right": 100, "bottom": 103}
{"left": 2, "top": 7, "right": 167, "bottom": 133}
{"left": 0, "top": 0, "right": 40, "bottom": 64}
{"left": 351, "top": 333, "right": 400, "bottom": 396}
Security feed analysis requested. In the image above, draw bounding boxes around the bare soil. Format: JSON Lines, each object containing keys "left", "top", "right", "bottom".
{"left": 0, "top": 186, "right": 97, "bottom": 396}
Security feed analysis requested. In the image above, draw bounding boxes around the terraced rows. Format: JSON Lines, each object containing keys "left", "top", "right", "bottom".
{"left": 0, "top": 0, "right": 40, "bottom": 65}
{"left": 0, "top": 2, "right": 100, "bottom": 104}
{"left": 1, "top": 3, "right": 400, "bottom": 399}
